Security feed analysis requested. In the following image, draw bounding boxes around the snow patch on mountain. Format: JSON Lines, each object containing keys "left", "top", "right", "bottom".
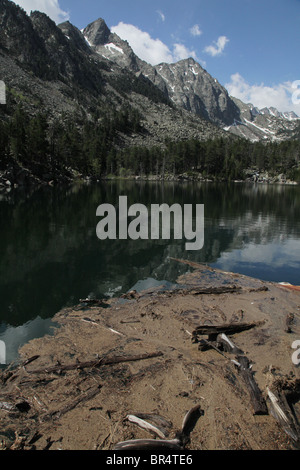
{"left": 104, "top": 43, "right": 124, "bottom": 54}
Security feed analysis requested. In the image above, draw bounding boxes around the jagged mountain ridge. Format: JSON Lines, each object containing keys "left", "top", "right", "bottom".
{"left": 82, "top": 17, "right": 299, "bottom": 142}
{"left": 0, "top": 0, "right": 298, "bottom": 147}
{"left": 0, "top": 0, "right": 229, "bottom": 153}
{"left": 82, "top": 18, "right": 241, "bottom": 128}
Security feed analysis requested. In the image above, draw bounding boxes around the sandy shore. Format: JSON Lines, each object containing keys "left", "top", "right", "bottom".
{"left": 1, "top": 260, "right": 300, "bottom": 450}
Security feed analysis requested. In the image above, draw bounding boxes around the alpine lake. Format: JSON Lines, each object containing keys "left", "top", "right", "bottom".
{"left": 1, "top": 180, "right": 300, "bottom": 364}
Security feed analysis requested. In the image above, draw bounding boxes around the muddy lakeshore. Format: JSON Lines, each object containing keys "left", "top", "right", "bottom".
{"left": 1, "top": 259, "right": 300, "bottom": 451}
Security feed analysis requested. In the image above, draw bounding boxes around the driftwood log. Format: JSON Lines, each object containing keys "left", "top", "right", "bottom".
{"left": 266, "top": 373, "right": 300, "bottom": 443}
{"left": 216, "top": 333, "right": 244, "bottom": 354}
{"left": 114, "top": 405, "right": 203, "bottom": 450}
{"left": 128, "top": 413, "right": 173, "bottom": 437}
{"left": 192, "top": 321, "right": 268, "bottom": 415}
{"left": 42, "top": 384, "right": 102, "bottom": 421}
{"left": 236, "top": 355, "right": 268, "bottom": 415}
{"left": 27, "top": 351, "right": 164, "bottom": 375}
{"left": 192, "top": 321, "right": 264, "bottom": 345}
{"left": 186, "top": 286, "right": 242, "bottom": 295}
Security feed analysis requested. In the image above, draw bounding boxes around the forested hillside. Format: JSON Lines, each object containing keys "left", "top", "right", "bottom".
{"left": 1, "top": 104, "right": 300, "bottom": 183}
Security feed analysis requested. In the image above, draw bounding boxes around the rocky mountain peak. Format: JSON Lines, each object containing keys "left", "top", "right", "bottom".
{"left": 83, "top": 18, "right": 141, "bottom": 72}
{"left": 154, "top": 58, "right": 240, "bottom": 126}
{"left": 58, "top": 21, "right": 92, "bottom": 54}
{"left": 260, "top": 106, "right": 299, "bottom": 121}
{"left": 83, "top": 18, "right": 111, "bottom": 46}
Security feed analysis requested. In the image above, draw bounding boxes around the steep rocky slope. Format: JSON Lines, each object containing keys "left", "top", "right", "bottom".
{"left": 83, "top": 18, "right": 241, "bottom": 127}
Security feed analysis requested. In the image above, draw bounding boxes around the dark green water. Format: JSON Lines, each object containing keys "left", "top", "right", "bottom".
{"left": 1, "top": 180, "right": 300, "bottom": 363}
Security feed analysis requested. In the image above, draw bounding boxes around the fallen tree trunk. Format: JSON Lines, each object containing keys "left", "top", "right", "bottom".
{"left": 237, "top": 355, "right": 268, "bottom": 415}
{"left": 192, "top": 321, "right": 263, "bottom": 342}
{"left": 42, "top": 384, "right": 102, "bottom": 421}
{"left": 28, "top": 351, "right": 164, "bottom": 375}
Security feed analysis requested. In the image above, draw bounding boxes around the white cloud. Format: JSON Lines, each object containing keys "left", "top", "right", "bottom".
{"left": 12, "top": 0, "right": 69, "bottom": 23}
{"left": 111, "top": 22, "right": 173, "bottom": 64}
{"left": 173, "top": 43, "right": 198, "bottom": 62}
{"left": 204, "top": 35, "right": 229, "bottom": 56}
{"left": 190, "top": 24, "right": 202, "bottom": 37}
{"left": 157, "top": 10, "right": 165, "bottom": 22}
{"left": 226, "top": 72, "right": 300, "bottom": 114}
{"left": 111, "top": 22, "right": 199, "bottom": 65}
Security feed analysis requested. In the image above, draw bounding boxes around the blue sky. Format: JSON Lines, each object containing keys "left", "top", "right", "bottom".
{"left": 11, "top": 0, "right": 300, "bottom": 114}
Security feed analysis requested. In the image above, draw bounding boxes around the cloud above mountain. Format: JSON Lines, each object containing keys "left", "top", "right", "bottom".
{"left": 226, "top": 73, "right": 300, "bottom": 114}
{"left": 111, "top": 22, "right": 198, "bottom": 65}
{"left": 204, "top": 36, "right": 229, "bottom": 56}
{"left": 190, "top": 24, "right": 202, "bottom": 37}
{"left": 12, "top": 0, "right": 69, "bottom": 23}
{"left": 156, "top": 10, "right": 165, "bottom": 22}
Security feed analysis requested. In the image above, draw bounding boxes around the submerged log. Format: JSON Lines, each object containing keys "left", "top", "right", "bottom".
{"left": 236, "top": 355, "right": 268, "bottom": 415}
{"left": 28, "top": 351, "right": 164, "bottom": 375}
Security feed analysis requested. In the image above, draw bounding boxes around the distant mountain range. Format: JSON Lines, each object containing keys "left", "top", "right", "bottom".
{"left": 81, "top": 17, "right": 299, "bottom": 142}
{"left": 0, "top": 0, "right": 299, "bottom": 154}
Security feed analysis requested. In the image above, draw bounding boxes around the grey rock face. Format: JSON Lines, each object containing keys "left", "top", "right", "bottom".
{"left": 153, "top": 58, "right": 241, "bottom": 126}
{"left": 83, "top": 18, "right": 111, "bottom": 46}
{"left": 58, "top": 21, "right": 92, "bottom": 54}
{"left": 83, "top": 18, "right": 140, "bottom": 71}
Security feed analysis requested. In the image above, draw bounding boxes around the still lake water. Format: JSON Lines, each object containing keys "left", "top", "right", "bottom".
{"left": 1, "top": 180, "right": 300, "bottom": 363}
